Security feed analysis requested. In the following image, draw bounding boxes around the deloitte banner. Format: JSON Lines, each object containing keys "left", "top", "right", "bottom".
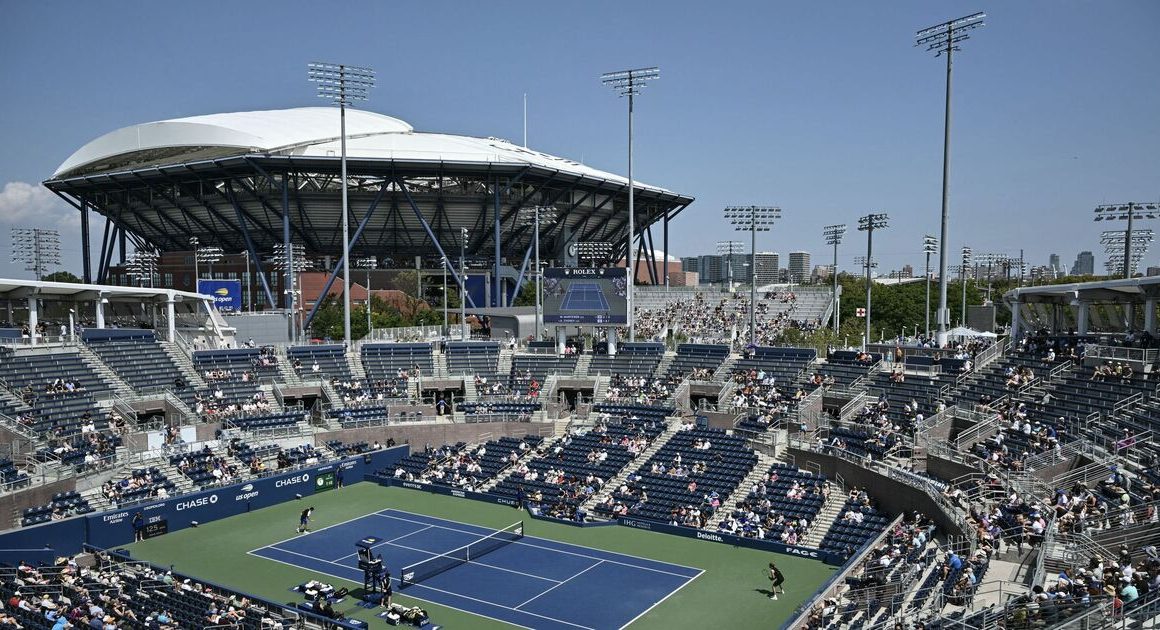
{"left": 197, "top": 279, "right": 242, "bottom": 312}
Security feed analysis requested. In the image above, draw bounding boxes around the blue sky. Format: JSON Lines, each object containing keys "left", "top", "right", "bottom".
{"left": 1, "top": 0, "right": 1157, "bottom": 279}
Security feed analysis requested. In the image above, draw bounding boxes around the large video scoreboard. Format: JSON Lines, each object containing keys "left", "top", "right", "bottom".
{"left": 542, "top": 267, "right": 628, "bottom": 325}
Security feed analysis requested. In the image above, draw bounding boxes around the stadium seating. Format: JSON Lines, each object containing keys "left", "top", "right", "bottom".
{"left": 0, "top": 347, "right": 113, "bottom": 438}
{"left": 509, "top": 353, "right": 577, "bottom": 389}
{"left": 20, "top": 490, "right": 92, "bottom": 527}
{"left": 287, "top": 344, "right": 353, "bottom": 381}
{"left": 732, "top": 346, "right": 816, "bottom": 383}
{"left": 663, "top": 343, "right": 730, "bottom": 380}
{"left": 817, "top": 499, "right": 892, "bottom": 558}
{"left": 446, "top": 341, "right": 501, "bottom": 381}
{"left": 83, "top": 329, "right": 192, "bottom": 398}
{"left": 589, "top": 342, "right": 665, "bottom": 377}
{"left": 361, "top": 342, "right": 434, "bottom": 379}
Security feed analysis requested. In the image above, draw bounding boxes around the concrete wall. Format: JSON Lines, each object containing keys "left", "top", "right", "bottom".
{"left": 926, "top": 455, "right": 978, "bottom": 484}
{"left": 789, "top": 448, "right": 971, "bottom": 539}
{"left": 0, "top": 477, "right": 76, "bottom": 528}
{"left": 315, "top": 421, "right": 553, "bottom": 452}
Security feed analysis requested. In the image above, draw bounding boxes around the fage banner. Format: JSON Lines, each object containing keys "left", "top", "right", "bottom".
{"left": 197, "top": 279, "right": 242, "bottom": 312}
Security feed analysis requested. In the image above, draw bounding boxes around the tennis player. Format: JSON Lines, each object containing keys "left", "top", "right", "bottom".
{"left": 768, "top": 561, "right": 785, "bottom": 600}
{"left": 297, "top": 507, "right": 314, "bottom": 533}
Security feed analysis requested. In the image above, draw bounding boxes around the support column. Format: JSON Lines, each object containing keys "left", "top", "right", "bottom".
{"left": 494, "top": 177, "right": 502, "bottom": 308}
{"left": 81, "top": 200, "right": 92, "bottom": 284}
{"left": 1145, "top": 298, "right": 1157, "bottom": 335}
{"left": 95, "top": 293, "right": 106, "bottom": 329}
{"left": 607, "top": 328, "right": 617, "bottom": 356}
{"left": 1076, "top": 301, "right": 1089, "bottom": 335}
{"left": 556, "top": 327, "right": 567, "bottom": 356}
{"left": 166, "top": 297, "right": 176, "bottom": 343}
{"left": 663, "top": 213, "right": 670, "bottom": 290}
{"left": 1010, "top": 299, "right": 1022, "bottom": 339}
{"left": 1124, "top": 303, "right": 1135, "bottom": 331}
{"left": 27, "top": 295, "right": 38, "bottom": 346}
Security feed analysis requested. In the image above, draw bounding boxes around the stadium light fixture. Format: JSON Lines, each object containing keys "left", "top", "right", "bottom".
{"left": 309, "top": 61, "right": 375, "bottom": 350}
{"left": 577, "top": 241, "right": 614, "bottom": 268}
{"left": 823, "top": 224, "right": 847, "bottom": 334}
{"left": 916, "top": 12, "right": 985, "bottom": 348}
{"left": 127, "top": 248, "right": 159, "bottom": 288}
{"left": 923, "top": 235, "right": 938, "bottom": 338}
{"left": 356, "top": 256, "right": 377, "bottom": 338}
{"left": 716, "top": 241, "right": 746, "bottom": 293}
{"left": 725, "top": 206, "right": 781, "bottom": 345}
{"left": 959, "top": 246, "right": 972, "bottom": 326}
{"left": 11, "top": 228, "right": 61, "bottom": 281}
{"left": 602, "top": 66, "right": 659, "bottom": 343}
{"left": 460, "top": 227, "right": 469, "bottom": 341}
{"left": 1093, "top": 202, "right": 1159, "bottom": 278}
{"left": 273, "top": 243, "right": 307, "bottom": 341}
{"left": 1100, "top": 229, "right": 1153, "bottom": 277}
{"left": 857, "top": 213, "right": 889, "bottom": 349}
{"left": 519, "top": 206, "right": 559, "bottom": 340}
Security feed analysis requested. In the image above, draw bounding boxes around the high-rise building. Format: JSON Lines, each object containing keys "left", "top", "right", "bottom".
{"left": 1048, "top": 254, "right": 1061, "bottom": 277}
{"left": 1147, "top": 266, "right": 1160, "bottom": 277}
{"left": 753, "top": 252, "right": 780, "bottom": 285}
{"left": 680, "top": 256, "right": 701, "bottom": 275}
{"left": 788, "top": 251, "right": 811, "bottom": 283}
{"left": 900, "top": 264, "right": 915, "bottom": 279}
{"left": 1071, "top": 251, "right": 1095, "bottom": 276}
{"left": 698, "top": 255, "right": 725, "bottom": 283}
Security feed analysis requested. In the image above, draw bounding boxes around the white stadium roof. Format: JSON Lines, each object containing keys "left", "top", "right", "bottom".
{"left": 53, "top": 107, "right": 670, "bottom": 194}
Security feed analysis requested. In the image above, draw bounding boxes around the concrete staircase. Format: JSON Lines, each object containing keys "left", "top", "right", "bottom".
{"left": 73, "top": 342, "right": 135, "bottom": 399}
{"left": 575, "top": 353, "right": 593, "bottom": 377}
{"left": 433, "top": 352, "right": 448, "bottom": 377}
{"left": 579, "top": 420, "right": 682, "bottom": 514}
{"left": 705, "top": 450, "right": 779, "bottom": 529}
{"left": 348, "top": 351, "right": 368, "bottom": 381}
{"left": 801, "top": 487, "right": 846, "bottom": 548}
{"left": 159, "top": 341, "right": 209, "bottom": 390}
{"left": 462, "top": 377, "right": 479, "bottom": 402}
{"left": 592, "top": 375, "right": 610, "bottom": 403}
{"left": 652, "top": 352, "right": 676, "bottom": 379}
{"left": 712, "top": 354, "right": 740, "bottom": 381}
{"left": 497, "top": 349, "right": 514, "bottom": 380}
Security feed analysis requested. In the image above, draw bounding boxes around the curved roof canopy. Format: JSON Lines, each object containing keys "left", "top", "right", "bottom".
{"left": 52, "top": 107, "right": 670, "bottom": 194}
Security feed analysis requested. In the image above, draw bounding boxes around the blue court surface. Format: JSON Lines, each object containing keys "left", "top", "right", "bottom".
{"left": 250, "top": 508, "right": 702, "bottom": 629}
{"left": 560, "top": 283, "right": 610, "bottom": 311}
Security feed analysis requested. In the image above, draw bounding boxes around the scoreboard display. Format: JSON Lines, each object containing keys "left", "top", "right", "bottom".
{"left": 542, "top": 268, "right": 628, "bottom": 325}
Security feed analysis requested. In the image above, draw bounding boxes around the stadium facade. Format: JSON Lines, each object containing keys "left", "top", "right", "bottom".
{"left": 42, "top": 107, "right": 693, "bottom": 327}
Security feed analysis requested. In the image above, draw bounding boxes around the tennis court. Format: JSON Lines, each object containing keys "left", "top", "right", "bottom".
{"left": 559, "top": 282, "right": 610, "bottom": 311}
{"left": 251, "top": 508, "right": 701, "bottom": 630}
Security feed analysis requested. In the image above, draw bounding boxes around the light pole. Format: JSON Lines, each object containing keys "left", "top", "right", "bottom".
{"left": 356, "top": 256, "right": 376, "bottom": 339}
{"left": 460, "top": 227, "right": 468, "bottom": 341}
{"left": 1100, "top": 229, "right": 1154, "bottom": 277}
{"left": 127, "top": 249, "right": 158, "bottom": 288}
{"left": 11, "top": 228, "right": 61, "bottom": 280}
{"left": 857, "top": 213, "right": 889, "bottom": 349}
{"left": 725, "top": 206, "right": 781, "bottom": 345}
{"left": 308, "top": 62, "right": 375, "bottom": 349}
{"left": 441, "top": 256, "right": 449, "bottom": 336}
{"left": 923, "top": 235, "right": 938, "bottom": 338}
{"left": 716, "top": 241, "right": 745, "bottom": 292}
{"left": 1094, "top": 203, "right": 1159, "bottom": 278}
{"left": 190, "top": 237, "right": 199, "bottom": 290}
{"left": 916, "top": 12, "right": 985, "bottom": 348}
{"left": 960, "top": 246, "right": 971, "bottom": 326}
{"left": 274, "top": 243, "right": 306, "bottom": 341}
{"left": 823, "top": 224, "right": 847, "bottom": 334}
{"left": 519, "top": 206, "right": 558, "bottom": 340}
{"left": 602, "top": 66, "right": 660, "bottom": 343}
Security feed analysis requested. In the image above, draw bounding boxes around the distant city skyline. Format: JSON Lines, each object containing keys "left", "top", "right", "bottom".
{"left": 0, "top": 1, "right": 1157, "bottom": 281}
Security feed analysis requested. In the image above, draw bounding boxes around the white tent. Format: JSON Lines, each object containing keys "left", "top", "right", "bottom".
{"left": 946, "top": 326, "right": 997, "bottom": 339}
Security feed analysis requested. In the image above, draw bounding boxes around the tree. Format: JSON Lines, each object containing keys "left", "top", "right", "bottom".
{"left": 42, "top": 271, "right": 81, "bottom": 283}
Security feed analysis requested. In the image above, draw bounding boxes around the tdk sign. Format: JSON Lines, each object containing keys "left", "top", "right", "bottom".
{"left": 276, "top": 473, "right": 310, "bottom": 488}
{"left": 175, "top": 494, "right": 219, "bottom": 511}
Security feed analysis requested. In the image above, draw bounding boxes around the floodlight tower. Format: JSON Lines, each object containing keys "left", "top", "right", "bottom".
{"left": 578, "top": 241, "right": 614, "bottom": 268}
{"left": 519, "top": 206, "right": 558, "bottom": 340}
{"left": 923, "top": 235, "right": 938, "bottom": 338}
{"left": 916, "top": 11, "right": 985, "bottom": 348}
{"left": 1093, "top": 202, "right": 1159, "bottom": 278}
{"left": 858, "top": 213, "right": 889, "bottom": 349}
{"left": 960, "top": 246, "right": 972, "bottom": 326}
{"left": 725, "top": 206, "right": 781, "bottom": 345}
{"left": 460, "top": 228, "right": 469, "bottom": 341}
{"left": 11, "top": 228, "right": 61, "bottom": 280}
{"left": 1100, "top": 229, "right": 1153, "bottom": 276}
{"left": 127, "top": 249, "right": 159, "bottom": 288}
{"left": 308, "top": 62, "right": 375, "bottom": 349}
{"left": 716, "top": 241, "right": 745, "bottom": 292}
{"left": 356, "top": 256, "right": 377, "bottom": 338}
{"left": 602, "top": 66, "right": 659, "bottom": 342}
{"left": 273, "top": 243, "right": 306, "bottom": 341}
{"left": 823, "top": 224, "right": 847, "bottom": 334}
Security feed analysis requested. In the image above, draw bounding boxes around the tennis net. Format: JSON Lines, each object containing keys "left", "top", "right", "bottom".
{"left": 399, "top": 520, "right": 524, "bottom": 588}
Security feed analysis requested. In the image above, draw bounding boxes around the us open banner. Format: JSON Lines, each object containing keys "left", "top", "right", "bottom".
{"left": 197, "top": 279, "right": 242, "bottom": 312}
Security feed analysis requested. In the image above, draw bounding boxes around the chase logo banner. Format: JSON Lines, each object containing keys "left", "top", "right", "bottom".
{"left": 197, "top": 279, "right": 242, "bottom": 312}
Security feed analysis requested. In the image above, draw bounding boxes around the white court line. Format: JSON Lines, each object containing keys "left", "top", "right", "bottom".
{"left": 514, "top": 559, "right": 603, "bottom": 610}
{"left": 245, "top": 548, "right": 535, "bottom": 630}
{"left": 252, "top": 509, "right": 381, "bottom": 554}
{"left": 617, "top": 567, "right": 706, "bottom": 630}
{"left": 372, "top": 509, "right": 702, "bottom": 579}
{"left": 248, "top": 547, "right": 593, "bottom": 630}
{"left": 332, "top": 525, "right": 434, "bottom": 562}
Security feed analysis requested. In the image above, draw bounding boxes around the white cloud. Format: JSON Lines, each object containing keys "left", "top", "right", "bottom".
{"left": 0, "top": 181, "right": 81, "bottom": 229}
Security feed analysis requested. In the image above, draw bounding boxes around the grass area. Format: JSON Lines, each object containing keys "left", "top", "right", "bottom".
{"left": 125, "top": 483, "right": 835, "bottom": 628}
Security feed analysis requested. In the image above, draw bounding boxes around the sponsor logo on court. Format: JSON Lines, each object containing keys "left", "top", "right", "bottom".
{"left": 451, "top": 490, "right": 465, "bottom": 498}
{"left": 402, "top": 482, "right": 422, "bottom": 490}
{"left": 787, "top": 547, "right": 820, "bottom": 559}
{"left": 696, "top": 531, "right": 724, "bottom": 543}
{"left": 621, "top": 519, "right": 653, "bottom": 531}
{"left": 103, "top": 511, "right": 130, "bottom": 523}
